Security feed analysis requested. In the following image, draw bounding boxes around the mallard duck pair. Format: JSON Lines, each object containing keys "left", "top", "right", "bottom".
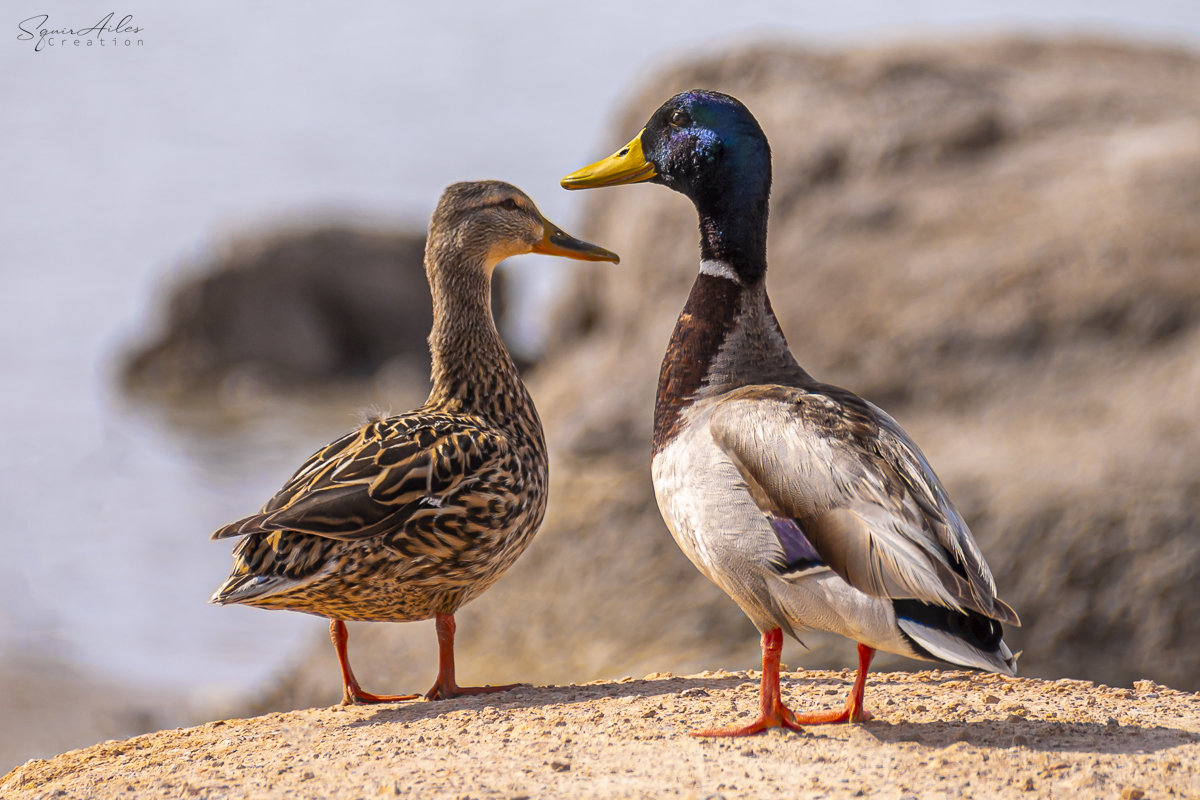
{"left": 212, "top": 92, "right": 1017, "bottom": 737}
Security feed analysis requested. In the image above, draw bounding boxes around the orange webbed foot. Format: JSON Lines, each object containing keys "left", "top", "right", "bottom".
{"left": 425, "top": 682, "right": 519, "bottom": 701}
{"left": 789, "top": 705, "right": 873, "bottom": 725}
{"left": 690, "top": 705, "right": 806, "bottom": 737}
{"left": 690, "top": 637, "right": 876, "bottom": 735}
{"left": 342, "top": 688, "right": 422, "bottom": 705}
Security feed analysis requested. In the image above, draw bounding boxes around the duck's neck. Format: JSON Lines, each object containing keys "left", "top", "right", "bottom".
{"left": 652, "top": 272, "right": 811, "bottom": 454}
{"left": 695, "top": 187, "right": 769, "bottom": 282}
{"left": 425, "top": 249, "right": 527, "bottom": 420}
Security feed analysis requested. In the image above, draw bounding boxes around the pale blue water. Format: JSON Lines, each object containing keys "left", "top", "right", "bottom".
{"left": 1, "top": 0, "right": 1197, "bottom": 704}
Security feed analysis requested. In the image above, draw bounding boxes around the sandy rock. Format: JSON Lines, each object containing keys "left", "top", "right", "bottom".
{"left": 5, "top": 672, "right": 1198, "bottom": 799}
{"left": 0, "top": 655, "right": 191, "bottom": 776}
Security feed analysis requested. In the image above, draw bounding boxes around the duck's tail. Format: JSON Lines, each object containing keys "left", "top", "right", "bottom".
{"left": 209, "top": 571, "right": 293, "bottom": 606}
{"left": 892, "top": 599, "right": 1018, "bottom": 676}
{"left": 209, "top": 531, "right": 334, "bottom": 607}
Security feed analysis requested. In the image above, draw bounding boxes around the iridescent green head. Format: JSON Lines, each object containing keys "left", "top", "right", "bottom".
{"left": 563, "top": 90, "right": 772, "bottom": 274}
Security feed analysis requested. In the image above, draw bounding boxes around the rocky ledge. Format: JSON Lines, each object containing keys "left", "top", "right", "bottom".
{"left": 4, "top": 671, "right": 1197, "bottom": 799}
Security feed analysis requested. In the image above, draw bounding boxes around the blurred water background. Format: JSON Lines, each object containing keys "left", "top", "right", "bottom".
{"left": 2, "top": 0, "right": 1199, "bottom": 772}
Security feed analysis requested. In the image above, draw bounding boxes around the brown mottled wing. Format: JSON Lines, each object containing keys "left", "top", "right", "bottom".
{"left": 210, "top": 414, "right": 506, "bottom": 549}
{"left": 709, "top": 384, "right": 1018, "bottom": 624}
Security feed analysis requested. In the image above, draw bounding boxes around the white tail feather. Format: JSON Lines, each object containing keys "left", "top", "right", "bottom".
{"left": 898, "top": 618, "right": 1017, "bottom": 676}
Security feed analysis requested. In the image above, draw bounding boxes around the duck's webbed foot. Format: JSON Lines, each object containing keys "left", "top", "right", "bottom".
{"left": 690, "top": 701, "right": 807, "bottom": 737}
{"left": 342, "top": 686, "right": 422, "bottom": 705}
{"left": 425, "top": 681, "right": 520, "bottom": 701}
{"left": 691, "top": 628, "right": 806, "bottom": 737}
{"left": 690, "top": 636, "right": 876, "bottom": 736}
{"left": 789, "top": 704, "right": 873, "bottom": 725}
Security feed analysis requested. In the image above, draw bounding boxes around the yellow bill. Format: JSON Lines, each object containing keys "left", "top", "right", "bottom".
{"left": 561, "top": 130, "right": 657, "bottom": 190}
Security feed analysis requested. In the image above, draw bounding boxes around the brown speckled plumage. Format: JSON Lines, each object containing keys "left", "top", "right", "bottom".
{"left": 209, "top": 181, "right": 617, "bottom": 702}
{"left": 211, "top": 407, "right": 545, "bottom": 622}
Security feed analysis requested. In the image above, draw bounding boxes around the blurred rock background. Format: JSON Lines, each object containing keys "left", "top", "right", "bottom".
{"left": 120, "top": 226, "right": 521, "bottom": 404}
{"left": 205, "top": 36, "right": 1200, "bottom": 712}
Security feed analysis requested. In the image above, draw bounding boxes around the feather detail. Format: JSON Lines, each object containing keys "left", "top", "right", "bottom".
{"left": 709, "top": 383, "right": 1017, "bottom": 625}
{"left": 893, "top": 599, "right": 1016, "bottom": 674}
{"left": 211, "top": 415, "right": 508, "bottom": 545}
{"left": 766, "top": 516, "right": 824, "bottom": 574}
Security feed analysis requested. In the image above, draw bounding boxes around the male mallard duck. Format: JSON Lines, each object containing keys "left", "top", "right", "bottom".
{"left": 210, "top": 181, "right": 619, "bottom": 704}
{"left": 563, "top": 91, "right": 1018, "bottom": 737}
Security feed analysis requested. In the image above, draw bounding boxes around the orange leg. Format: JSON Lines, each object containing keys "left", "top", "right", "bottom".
{"left": 692, "top": 628, "right": 804, "bottom": 737}
{"left": 692, "top": 634, "right": 875, "bottom": 737}
{"left": 424, "top": 613, "right": 518, "bottom": 700}
{"left": 330, "top": 619, "right": 420, "bottom": 705}
{"left": 790, "top": 643, "right": 875, "bottom": 725}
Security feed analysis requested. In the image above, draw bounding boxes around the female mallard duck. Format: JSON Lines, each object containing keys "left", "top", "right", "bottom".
{"left": 563, "top": 91, "right": 1018, "bottom": 737}
{"left": 210, "top": 181, "right": 618, "bottom": 704}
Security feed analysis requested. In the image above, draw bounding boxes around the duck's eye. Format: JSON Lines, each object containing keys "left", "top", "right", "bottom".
{"left": 499, "top": 198, "right": 519, "bottom": 211}
{"left": 670, "top": 109, "right": 691, "bottom": 127}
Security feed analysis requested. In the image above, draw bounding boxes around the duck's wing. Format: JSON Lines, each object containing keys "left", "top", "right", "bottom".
{"left": 708, "top": 384, "right": 1018, "bottom": 625}
{"left": 210, "top": 414, "right": 507, "bottom": 552}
